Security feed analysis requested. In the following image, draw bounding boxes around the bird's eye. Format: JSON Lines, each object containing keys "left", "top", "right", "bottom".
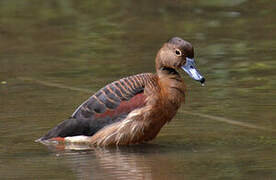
{"left": 175, "top": 49, "right": 182, "bottom": 56}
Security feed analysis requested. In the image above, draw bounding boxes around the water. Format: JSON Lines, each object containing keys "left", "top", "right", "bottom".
{"left": 0, "top": 0, "right": 275, "bottom": 179}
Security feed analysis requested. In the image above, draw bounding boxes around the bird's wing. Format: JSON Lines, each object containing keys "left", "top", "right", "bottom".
{"left": 40, "top": 73, "right": 155, "bottom": 141}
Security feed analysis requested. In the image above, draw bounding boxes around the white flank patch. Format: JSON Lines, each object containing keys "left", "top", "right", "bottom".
{"left": 65, "top": 135, "right": 91, "bottom": 143}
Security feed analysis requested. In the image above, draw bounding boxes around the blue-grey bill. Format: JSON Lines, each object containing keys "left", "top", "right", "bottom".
{"left": 181, "top": 57, "right": 205, "bottom": 86}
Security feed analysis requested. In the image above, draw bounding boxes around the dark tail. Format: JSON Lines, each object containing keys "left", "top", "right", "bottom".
{"left": 37, "top": 117, "right": 97, "bottom": 142}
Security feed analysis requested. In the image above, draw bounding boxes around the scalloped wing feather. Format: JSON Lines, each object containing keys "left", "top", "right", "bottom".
{"left": 39, "top": 73, "right": 155, "bottom": 141}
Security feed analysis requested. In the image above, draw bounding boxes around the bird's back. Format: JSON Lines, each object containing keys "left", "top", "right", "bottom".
{"left": 38, "top": 73, "right": 156, "bottom": 142}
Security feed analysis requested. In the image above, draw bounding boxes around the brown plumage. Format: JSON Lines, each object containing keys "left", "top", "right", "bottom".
{"left": 38, "top": 37, "right": 205, "bottom": 146}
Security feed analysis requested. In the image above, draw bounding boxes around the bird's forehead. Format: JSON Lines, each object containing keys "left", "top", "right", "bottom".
{"left": 167, "top": 37, "right": 194, "bottom": 57}
{"left": 168, "top": 37, "right": 185, "bottom": 44}
{"left": 168, "top": 37, "right": 192, "bottom": 49}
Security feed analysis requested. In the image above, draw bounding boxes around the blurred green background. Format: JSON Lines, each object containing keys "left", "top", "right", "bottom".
{"left": 0, "top": 0, "right": 275, "bottom": 179}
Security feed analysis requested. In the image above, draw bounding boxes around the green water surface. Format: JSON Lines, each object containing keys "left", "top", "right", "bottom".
{"left": 0, "top": 0, "right": 275, "bottom": 179}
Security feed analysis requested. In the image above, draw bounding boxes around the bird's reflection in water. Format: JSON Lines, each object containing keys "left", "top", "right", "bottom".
{"left": 46, "top": 143, "right": 181, "bottom": 180}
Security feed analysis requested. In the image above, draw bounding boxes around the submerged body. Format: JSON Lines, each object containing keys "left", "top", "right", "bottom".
{"left": 38, "top": 37, "right": 205, "bottom": 146}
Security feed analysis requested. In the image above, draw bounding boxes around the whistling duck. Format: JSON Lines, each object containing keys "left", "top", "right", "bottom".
{"left": 37, "top": 37, "right": 205, "bottom": 146}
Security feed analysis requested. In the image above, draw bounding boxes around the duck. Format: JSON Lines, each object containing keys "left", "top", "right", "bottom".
{"left": 37, "top": 37, "right": 205, "bottom": 146}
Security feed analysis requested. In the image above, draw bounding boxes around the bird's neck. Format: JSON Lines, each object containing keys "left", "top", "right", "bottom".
{"left": 156, "top": 67, "right": 186, "bottom": 105}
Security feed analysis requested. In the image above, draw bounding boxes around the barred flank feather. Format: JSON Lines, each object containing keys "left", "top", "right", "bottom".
{"left": 90, "top": 107, "right": 151, "bottom": 146}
